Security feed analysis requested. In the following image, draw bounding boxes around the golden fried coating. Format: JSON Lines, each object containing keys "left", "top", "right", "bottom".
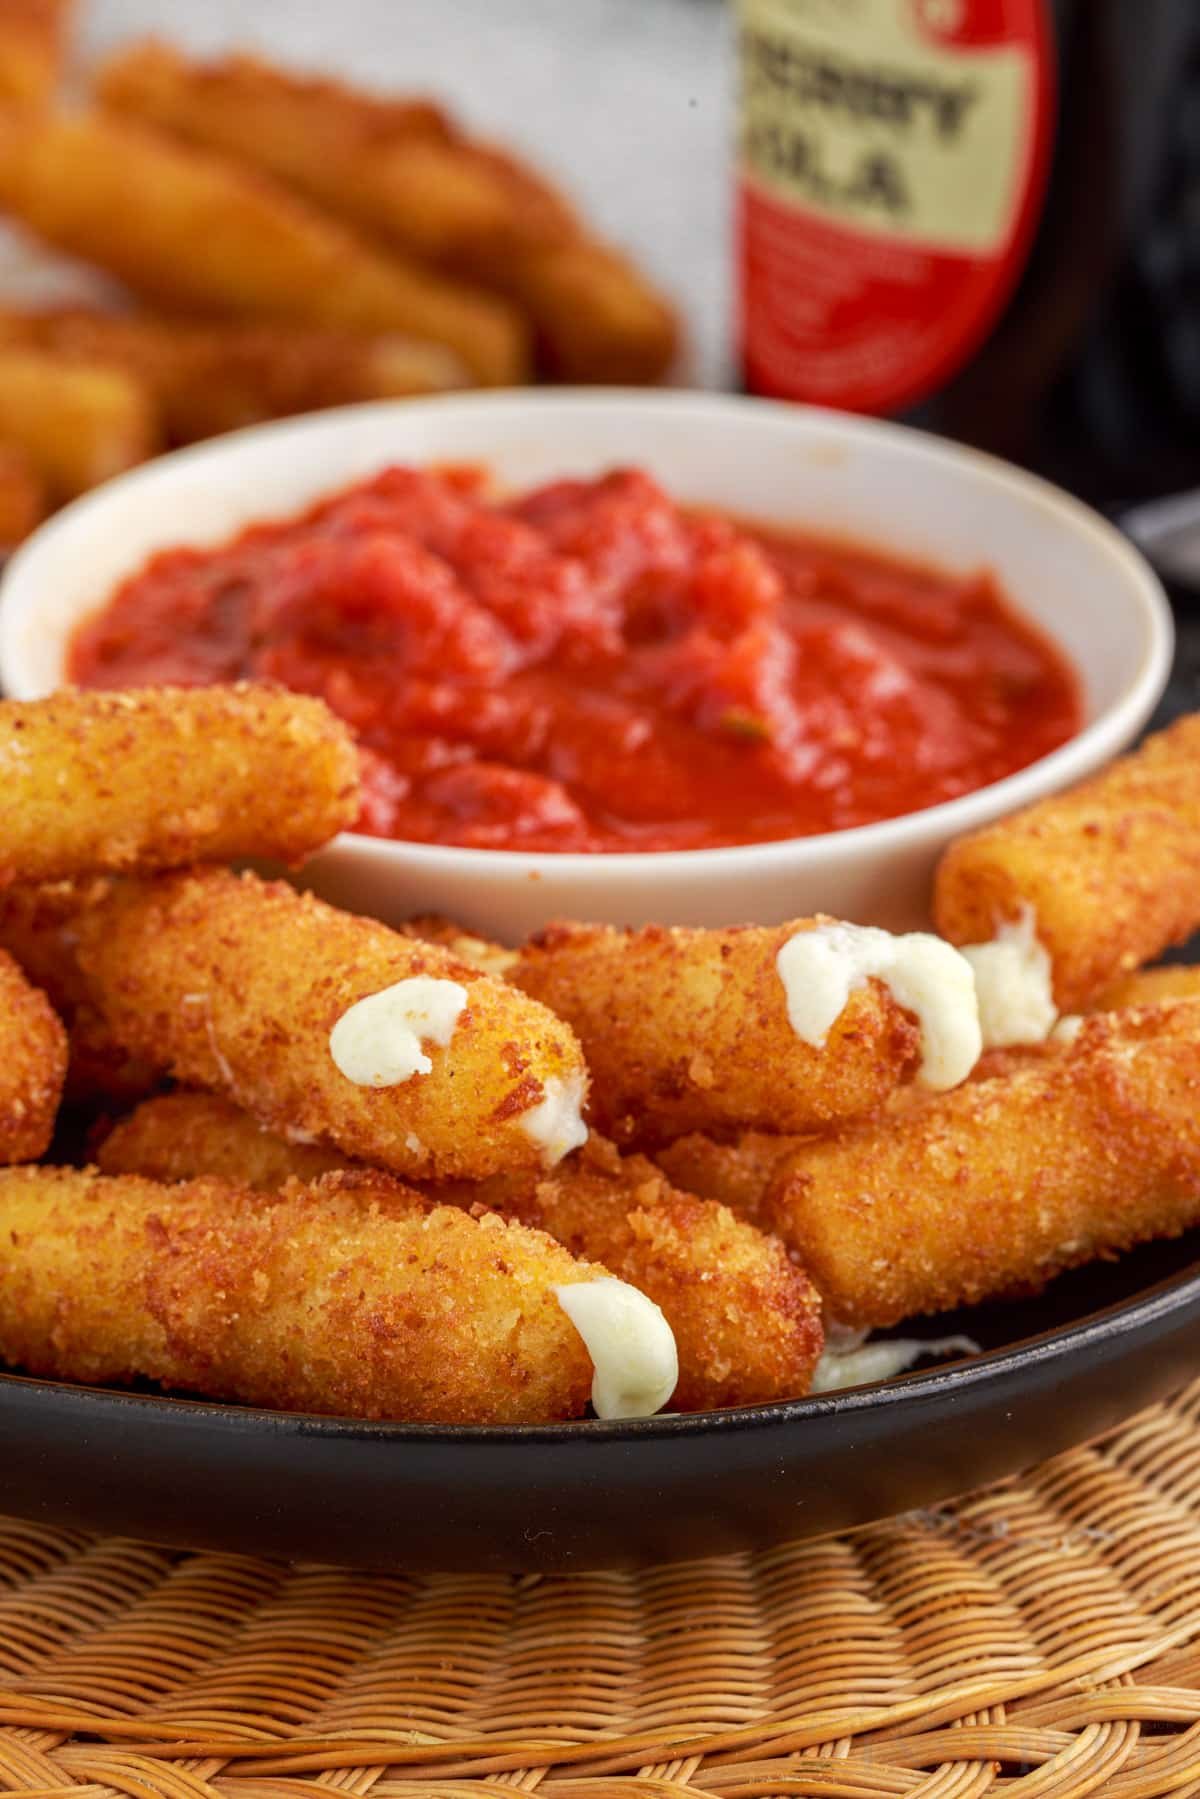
{"left": 0, "top": 684, "right": 360, "bottom": 885}
{"left": 0, "top": 0, "right": 71, "bottom": 105}
{"left": 0, "top": 308, "right": 467, "bottom": 445}
{"left": 653, "top": 1130, "right": 795, "bottom": 1228}
{"left": 511, "top": 919, "right": 920, "bottom": 1148}
{"left": 762, "top": 1002, "right": 1200, "bottom": 1328}
{"left": 935, "top": 715, "right": 1200, "bottom": 1011}
{"left": 0, "top": 440, "right": 45, "bottom": 545}
{"left": 97, "top": 1089, "right": 348, "bottom": 1188}
{"left": 1088, "top": 964, "right": 1200, "bottom": 1014}
{"left": 0, "top": 1165, "right": 600, "bottom": 1421}
{"left": 402, "top": 914, "right": 518, "bottom": 980}
{"left": 0, "top": 946, "right": 66, "bottom": 1161}
{"left": 429, "top": 1137, "right": 823, "bottom": 1412}
{"left": 75, "top": 868, "right": 589, "bottom": 1182}
{"left": 97, "top": 41, "right": 679, "bottom": 385}
{"left": 97, "top": 1094, "right": 822, "bottom": 1411}
{"left": 0, "top": 879, "right": 162, "bottom": 1106}
{"left": 0, "top": 347, "right": 158, "bottom": 501}
{"left": 0, "top": 110, "right": 527, "bottom": 386}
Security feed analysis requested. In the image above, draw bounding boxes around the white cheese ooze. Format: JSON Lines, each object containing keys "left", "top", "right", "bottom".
{"left": 812, "top": 1332, "right": 981, "bottom": 1393}
{"left": 519, "top": 1072, "right": 588, "bottom": 1165}
{"left": 961, "top": 908, "right": 1056, "bottom": 1050}
{"left": 555, "top": 1278, "right": 678, "bottom": 1419}
{"left": 776, "top": 922, "right": 981, "bottom": 1090}
{"left": 1051, "top": 1013, "right": 1085, "bottom": 1046}
{"left": 329, "top": 976, "right": 467, "bottom": 1087}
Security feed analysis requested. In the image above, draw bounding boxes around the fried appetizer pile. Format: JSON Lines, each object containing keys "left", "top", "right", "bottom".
{"left": 7, "top": 680, "right": 1200, "bottom": 1425}
{"left": 0, "top": 685, "right": 360, "bottom": 884}
{"left": 0, "top": 109, "right": 527, "bottom": 387}
{"left": 96, "top": 41, "right": 678, "bottom": 385}
{"left": 936, "top": 715, "right": 1200, "bottom": 1010}
{"left": 0, "top": 26, "right": 676, "bottom": 546}
{"left": 0, "top": 1166, "right": 603, "bottom": 1423}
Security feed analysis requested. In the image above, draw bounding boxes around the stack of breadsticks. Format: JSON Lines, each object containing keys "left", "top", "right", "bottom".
{"left": 0, "top": 4, "right": 677, "bottom": 543}
{"left": 3, "top": 684, "right": 1200, "bottom": 1425}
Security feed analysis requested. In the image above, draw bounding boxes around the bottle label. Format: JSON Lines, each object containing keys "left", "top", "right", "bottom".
{"left": 737, "top": 0, "right": 1053, "bottom": 413}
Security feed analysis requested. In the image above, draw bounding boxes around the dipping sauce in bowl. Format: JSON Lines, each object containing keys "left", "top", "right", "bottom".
{"left": 69, "top": 463, "right": 1081, "bottom": 853}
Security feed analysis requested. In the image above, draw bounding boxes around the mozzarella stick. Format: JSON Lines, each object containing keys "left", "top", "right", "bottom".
{"left": 935, "top": 715, "right": 1200, "bottom": 1011}
{"left": 0, "top": 347, "right": 158, "bottom": 501}
{"left": 654, "top": 1131, "right": 796, "bottom": 1229}
{"left": 1087, "top": 964, "right": 1200, "bottom": 1014}
{"left": 97, "top": 1094, "right": 823, "bottom": 1412}
{"left": 97, "top": 1089, "right": 348, "bottom": 1188}
{"left": 0, "top": 1165, "right": 603, "bottom": 1422}
{"left": 0, "top": 947, "right": 66, "bottom": 1161}
{"left": 401, "top": 915, "right": 518, "bottom": 980}
{"left": 75, "top": 868, "right": 589, "bottom": 1181}
{"left": 0, "top": 684, "right": 360, "bottom": 885}
{"left": 0, "top": 878, "right": 161, "bottom": 1105}
{"left": 97, "top": 42, "right": 678, "bottom": 384}
{"left": 0, "top": 308, "right": 467, "bottom": 445}
{"left": 0, "top": 110, "right": 527, "bottom": 386}
{"left": 761, "top": 1002, "right": 1200, "bottom": 1328}
{"left": 0, "top": 0, "right": 71, "bottom": 105}
{"left": 511, "top": 917, "right": 983, "bottom": 1148}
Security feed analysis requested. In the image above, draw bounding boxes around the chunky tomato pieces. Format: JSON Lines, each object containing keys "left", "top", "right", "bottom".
{"left": 70, "top": 464, "right": 1081, "bottom": 851}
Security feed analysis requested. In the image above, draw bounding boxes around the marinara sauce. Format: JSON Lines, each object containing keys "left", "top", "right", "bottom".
{"left": 69, "top": 464, "right": 1081, "bottom": 853}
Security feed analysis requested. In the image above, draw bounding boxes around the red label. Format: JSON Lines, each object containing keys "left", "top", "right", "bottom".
{"left": 737, "top": 0, "right": 1054, "bottom": 414}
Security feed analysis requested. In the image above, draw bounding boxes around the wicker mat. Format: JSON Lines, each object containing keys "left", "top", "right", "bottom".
{"left": 3, "top": 1385, "right": 1200, "bottom": 1799}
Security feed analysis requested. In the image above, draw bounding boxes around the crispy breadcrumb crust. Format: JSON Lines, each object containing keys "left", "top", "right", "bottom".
{"left": 0, "top": 1164, "right": 599, "bottom": 1421}
{"left": 75, "top": 868, "right": 588, "bottom": 1181}
{"left": 0, "top": 878, "right": 162, "bottom": 1104}
{"left": 0, "top": 946, "right": 66, "bottom": 1162}
{"left": 935, "top": 715, "right": 1200, "bottom": 1010}
{"left": 764, "top": 1001, "right": 1200, "bottom": 1328}
{"left": 0, "top": 684, "right": 360, "bottom": 884}
{"left": 427, "top": 1136, "right": 824, "bottom": 1411}
{"left": 512, "top": 918, "right": 920, "bottom": 1147}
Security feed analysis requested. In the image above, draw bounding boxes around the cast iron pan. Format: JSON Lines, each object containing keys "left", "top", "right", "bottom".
{"left": 2, "top": 1231, "right": 1198, "bottom": 1572}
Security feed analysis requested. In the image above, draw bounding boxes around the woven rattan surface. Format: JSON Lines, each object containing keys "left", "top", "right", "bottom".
{"left": 3, "top": 1383, "right": 1200, "bottom": 1799}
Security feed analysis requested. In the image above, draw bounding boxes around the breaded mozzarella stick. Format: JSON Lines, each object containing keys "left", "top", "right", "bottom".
{"left": 97, "top": 1089, "right": 348, "bottom": 1188}
{"left": 76, "top": 869, "right": 588, "bottom": 1180}
{"left": 0, "top": 1165, "right": 604, "bottom": 1422}
{"left": 762, "top": 1002, "right": 1200, "bottom": 1328}
{"left": 0, "top": 879, "right": 162, "bottom": 1105}
{"left": 0, "top": 947, "right": 67, "bottom": 1162}
{"left": 935, "top": 715, "right": 1200, "bottom": 1011}
{"left": 0, "top": 684, "right": 359, "bottom": 885}
{"left": 512, "top": 917, "right": 980, "bottom": 1147}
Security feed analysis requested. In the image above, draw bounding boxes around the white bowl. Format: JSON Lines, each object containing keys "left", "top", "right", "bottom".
{"left": 0, "top": 391, "right": 1172, "bottom": 938}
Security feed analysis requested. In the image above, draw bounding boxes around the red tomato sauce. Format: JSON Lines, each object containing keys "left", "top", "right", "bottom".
{"left": 68, "top": 465, "right": 1082, "bottom": 852}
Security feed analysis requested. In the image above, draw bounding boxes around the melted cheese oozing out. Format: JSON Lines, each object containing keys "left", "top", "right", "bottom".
{"left": 812, "top": 1333, "right": 981, "bottom": 1393}
{"left": 1051, "top": 1013, "right": 1085, "bottom": 1046}
{"left": 554, "top": 1278, "right": 678, "bottom": 1419}
{"left": 961, "top": 908, "right": 1056, "bottom": 1050}
{"left": 519, "top": 1072, "right": 588, "bottom": 1165}
{"left": 329, "top": 976, "right": 467, "bottom": 1087}
{"left": 776, "top": 922, "right": 981, "bottom": 1090}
